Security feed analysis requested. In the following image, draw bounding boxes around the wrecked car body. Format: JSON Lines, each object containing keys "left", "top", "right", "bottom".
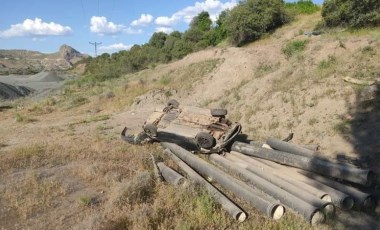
{"left": 121, "top": 99, "right": 242, "bottom": 153}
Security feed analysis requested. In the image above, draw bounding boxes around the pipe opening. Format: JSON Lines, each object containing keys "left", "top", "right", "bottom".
{"left": 322, "top": 203, "right": 335, "bottom": 217}
{"left": 321, "top": 194, "right": 332, "bottom": 202}
{"left": 310, "top": 210, "right": 325, "bottom": 225}
{"left": 271, "top": 205, "right": 285, "bottom": 220}
{"left": 341, "top": 197, "right": 354, "bottom": 210}
{"left": 236, "top": 212, "right": 247, "bottom": 222}
{"left": 363, "top": 196, "right": 377, "bottom": 212}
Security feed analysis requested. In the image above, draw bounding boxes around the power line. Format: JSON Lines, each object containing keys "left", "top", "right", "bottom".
{"left": 80, "top": 0, "right": 86, "bottom": 23}
{"left": 89, "top": 42, "right": 102, "bottom": 57}
{"left": 97, "top": 0, "right": 100, "bottom": 15}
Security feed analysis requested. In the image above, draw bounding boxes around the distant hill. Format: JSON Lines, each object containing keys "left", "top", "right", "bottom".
{"left": 0, "top": 45, "right": 88, "bottom": 75}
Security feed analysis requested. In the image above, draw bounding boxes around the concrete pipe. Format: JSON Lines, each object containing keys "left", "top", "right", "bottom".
{"left": 228, "top": 151, "right": 331, "bottom": 201}
{"left": 226, "top": 151, "right": 334, "bottom": 204}
{"left": 157, "top": 162, "right": 186, "bottom": 186}
{"left": 222, "top": 154, "right": 335, "bottom": 218}
{"left": 300, "top": 172, "right": 377, "bottom": 212}
{"left": 266, "top": 137, "right": 315, "bottom": 157}
{"left": 231, "top": 141, "right": 373, "bottom": 187}
{"left": 163, "top": 149, "right": 247, "bottom": 222}
{"left": 254, "top": 157, "right": 356, "bottom": 210}
{"left": 209, "top": 154, "right": 325, "bottom": 225}
{"left": 162, "top": 143, "right": 285, "bottom": 220}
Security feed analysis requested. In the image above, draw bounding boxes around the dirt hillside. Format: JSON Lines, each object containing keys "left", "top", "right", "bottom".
{"left": 0, "top": 13, "right": 379, "bottom": 229}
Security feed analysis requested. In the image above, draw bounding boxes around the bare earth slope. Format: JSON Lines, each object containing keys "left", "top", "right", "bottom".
{"left": 0, "top": 14, "right": 379, "bottom": 229}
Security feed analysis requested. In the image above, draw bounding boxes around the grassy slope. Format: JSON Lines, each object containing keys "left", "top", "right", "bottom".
{"left": 0, "top": 13, "right": 380, "bottom": 229}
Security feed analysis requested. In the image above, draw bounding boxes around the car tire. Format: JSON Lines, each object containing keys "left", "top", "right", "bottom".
{"left": 195, "top": 132, "right": 215, "bottom": 149}
{"left": 211, "top": 108, "right": 227, "bottom": 117}
{"left": 144, "top": 124, "right": 158, "bottom": 137}
{"left": 167, "top": 99, "right": 180, "bottom": 109}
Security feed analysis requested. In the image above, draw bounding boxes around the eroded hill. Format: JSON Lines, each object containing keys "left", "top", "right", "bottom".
{"left": 0, "top": 44, "right": 87, "bottom": 75}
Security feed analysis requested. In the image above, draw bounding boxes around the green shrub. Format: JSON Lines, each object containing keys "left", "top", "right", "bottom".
{"left": 282, "top": 40, "right": 309, "bottom": 58}
{"left": 285, "top": 0, "right": 320, "bottom": 15}
{"left": 322, "top": 0, "right": 380, "bottom": 28}
{"left": 225, "top": 0, "right": 290, "bottom": 46}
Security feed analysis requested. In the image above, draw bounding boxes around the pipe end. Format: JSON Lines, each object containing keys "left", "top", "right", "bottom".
{"left": 321, "top": 194, "right": 332, "bottom": 202}
{"left": 341, "top": 197, "right": 354, "bottom": 210}
{"left": 310, "top": 211, "right": 325, "bottom": 225}
{"left": 322, "top": 203, "right": 335, "bottom": 218}
{"left": 236, "top": 212, "right": 247, "bottom": 222}
{"left": 363, "top": 196, "right": 377, "bottom": 212}
{"left": 270, "top": 204, "right": 285, "bottom": 220}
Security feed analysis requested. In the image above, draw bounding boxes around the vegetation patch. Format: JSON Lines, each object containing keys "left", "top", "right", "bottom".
{"left": 2, "top": 173, "right": 68, "bottom": 219}
{"left": 225, "top": 0, "right": 290, "bottom": 46}
{"left": 255, "top": 61, "right": 280, "bottom": 78}
{"left": 69, "top": 114, "right": 110, "bottom": 127}
{"left": 67, "top": 95, "right": 89, "bottom": 110}
{"left": 285, "top": 0, "right": 321, "bottom": 15}
{"left": 14, "top": 113, "right": 37, "bottom": 123}
{"left": 282, "top": 40, "right": 309, "bottom": 58}
{"left": 322, "top": 0, "right": 380, "bottom": 28}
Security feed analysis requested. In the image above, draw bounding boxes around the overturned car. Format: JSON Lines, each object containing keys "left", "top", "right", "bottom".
{"left": 121, "top": 99, "right": 242, "bottom": 153}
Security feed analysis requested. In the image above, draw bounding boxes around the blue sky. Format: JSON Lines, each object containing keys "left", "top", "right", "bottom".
{"left": 0, "top": 0, "right": 324, "bottom": 56}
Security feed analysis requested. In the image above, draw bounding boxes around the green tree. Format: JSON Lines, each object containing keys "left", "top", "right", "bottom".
{"left": 225, "top": 0, "right": 289, "bottom": 46}
{"left": 171, "top": 40, "right": 193, "bottom": 59}
{"left": 190, "top": 11, "right": 212, "bottom": 32}
{"left": 149, "top": 32, "right": 168, "bottom": 49}
{"left": 212, "top": 10, "right": 230, "bottom": 44}
{"left": 322, "top": 0, "right": 380, "bottom": 28}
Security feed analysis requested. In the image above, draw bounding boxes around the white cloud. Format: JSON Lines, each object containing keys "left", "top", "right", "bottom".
{"left": 155, "top": 27, "right": 174, "bottom": 34}
{"left": 90, "top": 16, "right": 126, "bottom": 35}
{"left": 131, "top": 14, "right": 154, "bottom": 26}
{"left": 126, "top": 27, "right": 143, "bottom": 34}
{"left": 32, "top": 37, "right": 47, "bottom": 42}
{"left": 155, "top": 0, "right": 237, "bottom": 26}
{"left": 155, "top": 16, "right": 179, "bottom": 27}
{"left": 0, "top": 18, "right": 72, "bottom": 38}
{"left": 99, "top": 43, "right": 132, "bottom": 52}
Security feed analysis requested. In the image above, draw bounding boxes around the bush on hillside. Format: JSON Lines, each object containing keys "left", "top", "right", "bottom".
{"left": 224, "top": 0, "right": 290, "bottom": 46}
{"left": 285, "top": 0, "right": 320, "bottom": 15}
{"left": 322, "top": 0, "right": 380, "bottom": 28}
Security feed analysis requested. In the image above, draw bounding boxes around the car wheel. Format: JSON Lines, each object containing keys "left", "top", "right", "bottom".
{"left": 211, "top": 108, "right": 227, "bottom": 117}
{"left": 196, "top": 132, "right": 215, "bottom": 149}
{"left": 167, "top": 99, "right": 180, "bottom": 109}
{"left": 144, "top": 124, "right": 158, "bottom": 137}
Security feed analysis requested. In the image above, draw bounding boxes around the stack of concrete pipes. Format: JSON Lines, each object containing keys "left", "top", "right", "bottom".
{"left": 158, "top": 139, "right": 377, "bottom": 226}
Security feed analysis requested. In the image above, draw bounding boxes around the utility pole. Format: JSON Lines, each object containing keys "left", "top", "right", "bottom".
{"left": 89, "top": 42, "right": 102, "bottom": 57}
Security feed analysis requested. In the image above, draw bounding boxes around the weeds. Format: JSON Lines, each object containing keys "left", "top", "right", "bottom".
{"left": 334, "top": 120, "right": 352, "bottom": 134}
{"left": 15, "top": 113, "right": 24, "bottom": 122}
{"left": 308, "top": 118, "right": 319, "bottom": 126}
{"left": 255, "top": 61, "right": 280, "bottom": 78}
{"left": 67, "top": 95, "right": 89, "bottom": 110}
{"left": 285, "top": 0, "right": 320, "bottom": 15}
{"left": 283, "top": 40, "right": 309, "bottom": 59}
{"left": 361, "top": 46, "right": 376, "bottom": 56}
{"left": 159, "top": 75, "right": 171, "bottom": 85}
{"left": 79, "top": 196, "right": 93, "bottom": 206}
{"left": 268, "top": 120, "right": 280, "bottom": 130}
{"left": 14, "top": 113, "right": 36, "bottom": 123}
{"left": 318, "top": 55, "right": 337, "bottom": 70}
